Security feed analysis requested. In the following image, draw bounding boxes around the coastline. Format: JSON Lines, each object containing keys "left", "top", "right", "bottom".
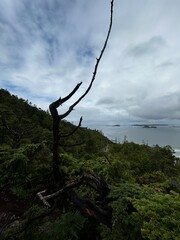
{"left": 86, "top": 124, "right": 180, "bottom": 158}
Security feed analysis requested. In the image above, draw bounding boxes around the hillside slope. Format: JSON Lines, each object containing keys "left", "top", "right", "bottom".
{"left": 0, "top": 88, "right": 180, "bottom": 240}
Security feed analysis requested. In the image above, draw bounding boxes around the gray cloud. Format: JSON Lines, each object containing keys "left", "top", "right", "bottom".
{"left": 96, "top": 97, "right": 117, "bottom": 106}
{"left": 127, "top": 36, "right": 166, "bottom": 58}
{"left": 156, "top": 60, "right": 174, "bottom": 68}
{"left": 130, "top": 92, "right": 180, "bottom": 120}
{"left": 0, "top": 0, "right": 180, "bottom": 125}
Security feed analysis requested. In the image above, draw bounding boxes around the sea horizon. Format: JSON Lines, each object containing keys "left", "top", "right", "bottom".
{"left": 84, "top": 123, "right": 180, "bottom": 158}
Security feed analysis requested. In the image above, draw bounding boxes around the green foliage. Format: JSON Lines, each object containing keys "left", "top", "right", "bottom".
{"left": 0, "top": 143, "right": 51, "bottom": 190}
{"left": 39, "top": 212, "right": 86, "bottom": 240}
{"left": 110, "top": 142, "right": 178, "bottom": 178}
{"left": 13, "top": 211, "right": 86, "bottom": 240}
{"left": 100, "top": 183, "right": 153, "bottom": 240}
{"left": 131, "top": 191, "right": 180, "bottom": 240}
{"left": 0, "top": 89, "right": 180, "bottom": 240}
{"left": 100, "top": 183, "right": 180, "bottom": 240}
{"left": 137, "top": 171, "right": 168, "bottom": 185}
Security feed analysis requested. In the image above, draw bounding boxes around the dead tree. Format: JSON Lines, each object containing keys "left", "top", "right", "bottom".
{"left": 38, "top": 0, "right": 114, "bottom": 230}
{"left": 50, "top": 0, "right": 114, "bottom": 181}
{"left": 49, "top": 82, "right": 83, "bottom": 181}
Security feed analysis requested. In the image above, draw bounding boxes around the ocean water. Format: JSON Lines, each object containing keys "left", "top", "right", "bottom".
{"left": 87, "top": 125, "right": 180, "bottom": 158}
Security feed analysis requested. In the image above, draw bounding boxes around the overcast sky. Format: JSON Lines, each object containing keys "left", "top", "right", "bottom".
{"left": 1, "top": 0, "right": 180, "bottom": 126}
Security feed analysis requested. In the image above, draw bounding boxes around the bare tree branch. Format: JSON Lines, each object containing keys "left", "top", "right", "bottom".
{"left": 36, "top": 172, "right": 112, "bottom": 227}
{"left": 49, "top": 82, "right": 82, "bottom": 118}
{"left": 49, "top": 1, "right": 114, "bottom": 180}
{"left": 60, "top": 0, "right": 114, "bottom": 118}
{"left": 37, "top": 178, "right": 83, "bottom": 203}
{"left": 37, "top": 190, "right": 51, "bottom": 208}
{"left": 60, "top": 117, "right": 83, "bottom": 138}
{"left": 37, "top": 172, "right": 110, "bottom": 206}
{"left": 68, "top": 189, "right": 112, "bottom": 228}
{"left": 60, "top": 82, "right": 83, "bottom": 104}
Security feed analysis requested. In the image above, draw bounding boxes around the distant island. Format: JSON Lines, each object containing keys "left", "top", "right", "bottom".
{"left": 142, "top": 125, "right": 157, "bottom": 128}
{"left": 106, "top": 124, "right": 121, "bottom": 127}
{"left": 132, "top": 124, "right": 169, "bottom": 128}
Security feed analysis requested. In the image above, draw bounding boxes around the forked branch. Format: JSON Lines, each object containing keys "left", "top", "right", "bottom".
{"left": 69, "top": 0, "right": 114, "bottom": 109}
{"left": 58, "top": 0, "right": 114, "bottom": 119}
{"left": 49, "top": 0, "right": 114, "bottom": 181}
{"left": 60, "top": 116, "right": 83, "bottom": 138}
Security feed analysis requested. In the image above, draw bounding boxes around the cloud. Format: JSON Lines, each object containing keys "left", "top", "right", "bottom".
{"left": 0, "top": 0, "right": 180, "bottom": 125}
{"left": 97, "top": 97, "right": 117, "bottom": 106}
{"left": 130, "top": 92, "right": 180, "bottom": 120}
{"left": 156, "top": 60, "right": 174, "bottom": 68}
{"left": 127, "top": 36, "right": 166, "bottom": 58}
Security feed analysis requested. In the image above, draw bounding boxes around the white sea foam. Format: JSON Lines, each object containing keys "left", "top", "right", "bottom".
{"left": 173, "top": 149, "right": 180, "bottom": 158}
{"left": 174, "top": 149, "right": 180, "bottom": 152}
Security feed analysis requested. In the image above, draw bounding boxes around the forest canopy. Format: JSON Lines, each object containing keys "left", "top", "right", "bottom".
{"left": 0, "top": 88, "right": 180, "bottom": 240}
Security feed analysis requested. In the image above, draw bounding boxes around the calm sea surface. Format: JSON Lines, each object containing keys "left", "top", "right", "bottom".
{"left": 87, "top": 125, "right": 180, "bottom": 157}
